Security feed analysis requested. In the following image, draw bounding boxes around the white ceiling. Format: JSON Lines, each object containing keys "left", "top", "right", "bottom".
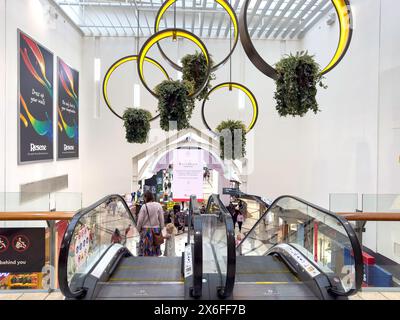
{"left": 52, "top": 0, "right": 332, "bottom": 39}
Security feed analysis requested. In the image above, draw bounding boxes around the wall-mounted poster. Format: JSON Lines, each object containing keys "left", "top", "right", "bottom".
{"left": 18, "top": 30, "right": 54, "bottom": 163}
{"left": 57, "top": 58, "right": 79, "bottom": 159}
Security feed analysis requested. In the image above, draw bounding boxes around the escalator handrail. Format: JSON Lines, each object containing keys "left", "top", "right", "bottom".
{"left": 58, "top": 194, "right": 136, "bottom": 299}
{"left": 236, "top": 194, "right": 363, "bottom": 296}
{"left": 188, "top": 195, "right": 203, "bottom": 297}
{"left": 206, "top": 194, "right": 236, "bottom": 299}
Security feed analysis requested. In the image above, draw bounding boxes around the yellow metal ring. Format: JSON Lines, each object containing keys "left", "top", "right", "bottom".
{"left": 201, "top": 82, "right": 258, "bottom": 134}
{"left": 155, "top": 0, "right": 239, "bottom": 72}
{"left": 102, "top": 55, "right": 170, "bottom": 121}
{"left": 137, "top": 28, "right": 211, "bottom": 99}
{"left": 239, "top": 0, "right": 353, "bottom": 79}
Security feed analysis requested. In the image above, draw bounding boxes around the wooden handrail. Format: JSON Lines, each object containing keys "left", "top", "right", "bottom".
{"left": 337, "top": 212, "right": 400, "bottom": 221}
{"left": 0, "top": 211, "right": 75, "bottom": 221}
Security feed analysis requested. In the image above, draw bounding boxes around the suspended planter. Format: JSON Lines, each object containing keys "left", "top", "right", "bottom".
{"left": 122, "top": 108, "right": 152, "bottom": 144}
{"left": 181, "top": 52, "right": 216, "bottom": 101}
{"left": 155, "top": 80, "right": 195, "bottom": 132}
{"left": 274, "top": 51, "right": 327, "bottom": 117}
{"left": 202, "top": 82, "right": 258, "bottom": 160}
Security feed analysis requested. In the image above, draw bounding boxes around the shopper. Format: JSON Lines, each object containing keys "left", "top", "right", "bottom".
{"left": 111, "top": 228, "right": 122, "bottom": 244}
{"left": 136, "top": 191, "right": 165, "bottom": 256}
{"left": 237, "top": 211, "right": 244, "bottom": 233}
{"left": 232, "top": 207, "right": 239, "bottom": 230}
{"left": 163, "top": 223, "right": 177, "bottom": 257}
{"left": 236, "top": 234, "right": 242, "bottom": 246}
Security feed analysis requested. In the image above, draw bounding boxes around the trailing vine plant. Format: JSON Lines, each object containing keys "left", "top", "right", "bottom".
{"left": 216, "top": 120, "right": 247, "bottom": 160}
{"left": 274, "top": 51, "right": 327, "bottom": 117}
{"left": 154, "top": 80, "right": 195, "bottom": 131}
{"left": 181, "top": 51, "right": 215, "bottom": 101}
{"left": 122, "top": 108, "right": 152, "bottom": 144}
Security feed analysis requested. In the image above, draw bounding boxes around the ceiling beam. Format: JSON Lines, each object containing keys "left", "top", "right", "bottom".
{"left": 264, "top": 0, "right": 296, "bottom": 39}
{"left": 272, "top": 0, "right": 307, "bottom": 39}
{"left": 289, "top": 0, "right": 326, "bottom": 39}
{"left": 255, "top": 0, "right": 282, "bottom": 38}
{"left": 47, "top": 0, "right": 85, "bottom": 36}
{"left": 207, "top": 2, "right": 218, "bottom": 37}
{"left": 298, "top": 2, "right": 332, "bottom": 39}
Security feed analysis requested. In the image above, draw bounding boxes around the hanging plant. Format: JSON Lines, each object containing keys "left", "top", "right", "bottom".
{"left": 181, "top": 51, "right": 215, "bottom": 101}
{"left": 155, "top": 80, "right": 195, "bottom": 131}
{"left": 216, "top": 120, "right": 247, "bottom": 160}
{"left": 274, "top": 51, "right": 327, "bottom": 117}
{"left": 122, "top": 108, "right": 152, "bottom": 144}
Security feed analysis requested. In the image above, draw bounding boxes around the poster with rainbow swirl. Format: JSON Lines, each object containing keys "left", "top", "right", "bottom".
{"left": 57, "top": 58, "right": 79, "bottom": 159}
{"left": 18, "top": 31, "right": 54, "bottom": 163}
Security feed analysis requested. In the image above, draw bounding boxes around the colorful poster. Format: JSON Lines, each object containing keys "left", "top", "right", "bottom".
{"left": 57, "top": 58, "right": 79, "bottom": 159}
{"left": 0, "top": 228, "right": 45, "bottom": 273}
{"left": 18, "top": 30, "right": 54, "bottom": 163}
{"left": 73, "top": 225, "right": 90, "bottom": 270}
{"left": 172, "top": 149, "right": 203, "bottom": 202}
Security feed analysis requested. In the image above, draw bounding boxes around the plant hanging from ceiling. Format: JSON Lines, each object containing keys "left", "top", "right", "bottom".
{"left": 274, "top": 51, "right": 327, "bottom": 117}
{"left": 216, "top": 120, "right": 247, "bottom": 160}
{"left": 181, "top": 51, "right": 215, "bottom": 101}
{"left": 122, "top": 108, "right": 152, "bottom": 144}
{"left": 155, "top": 80, "right": 195, "bottom": 131}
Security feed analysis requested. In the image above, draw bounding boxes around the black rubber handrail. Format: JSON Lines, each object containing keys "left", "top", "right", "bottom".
{"left": 206, "top": 194, "right": 236, "bottom": 299}
{"left": 188, "top": 195, "right": 203, "bottom": 298}
{"left": 58, "top": 194, "right": 135, "bottom": 299}
{"left": 236, "top": 194, "right": 363, "bottom": 296}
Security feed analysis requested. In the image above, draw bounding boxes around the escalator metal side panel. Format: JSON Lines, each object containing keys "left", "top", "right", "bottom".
{"left": 267, "top": 243, "right": 338, "bottom": 300}
{"left": 82, "top": 244, "right": 130, "bottom": 300}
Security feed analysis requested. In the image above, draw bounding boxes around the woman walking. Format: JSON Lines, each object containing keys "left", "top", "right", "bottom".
{"left": 137, "top": 191, "right": 165, "bottom": 256}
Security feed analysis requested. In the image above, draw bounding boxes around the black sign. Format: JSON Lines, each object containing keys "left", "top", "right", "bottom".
{"left": 223, "top": 187, "right": 241, "bottom": 196}
{"left": 18, "top": 30, "right": 54, "bottom": 163}
{"left": 57, "top": 58, "right": 79, "bottom": 159}
{"left": 0, "top": 228, "right": 45, "bottom": 273}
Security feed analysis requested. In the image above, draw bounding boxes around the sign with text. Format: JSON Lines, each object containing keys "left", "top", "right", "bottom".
{"left": 18, "top": 30, "right": 54, "bottom": 163}
{"left": 172, "top": 149, "right": 203, "bottom": 202}
{"left": 0, "top": 228, "right": 45, "bottom": 273}
{"left": 57, "top": 58, "right": 79, "bottom": 159}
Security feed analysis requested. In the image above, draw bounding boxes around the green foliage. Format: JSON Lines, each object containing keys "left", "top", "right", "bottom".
{"left": 216, "top": 120, "right": 247, "bottom": 160}
{"left": 181, "top": 51, "right": 215, "bottom": 101}
{"left": 155, "top": 80, "right": 195, "bottom": 131}
{"left": 274, "top": 51, "right": 327, "bottom": 117}
{"left": 122, "top": 108, "right": 152, "bottom": 144}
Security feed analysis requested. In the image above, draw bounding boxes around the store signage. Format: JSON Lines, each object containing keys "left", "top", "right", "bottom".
{"left": 18, "top": 30, "right": 54, "bottom": 163}
{"left": 57, "top": 58, "right": 79, "bottom": 159}
{"left": 172, "top": 149, "right": 203, "bottom": 202}
{"left": 0, "top": 228, "right": 45, "bottom": 273}
{"left": 222, "top": 187, "right": 240, "bottom": 196}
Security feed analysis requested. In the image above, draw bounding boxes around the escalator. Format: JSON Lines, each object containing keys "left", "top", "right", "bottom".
{"left": 206, "top": 193, "right": 364, "bottom": 300}
{"left": 58, "top": 194, "right": 203, "bottom": 300}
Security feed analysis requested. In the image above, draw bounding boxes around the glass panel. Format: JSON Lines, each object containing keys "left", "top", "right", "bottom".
{"left": 0, "top": 192, "right": 49, "bottom": 212}
{"left": 241, "top": 196, "right": 359, "bottom": 294}
{"left": 360, "top": 194, "right": 400, "bottom": 289}
{"left": 329, "top": 194, "right": 359, "bottom": 212}
{"left": 66, "top": 196, "right": 138, "bottom": 293}
{"left": 55, "top": 192, "right": 82, "bottom": 212}
{"left": 203, "top": 196, "right": 230, "bottom": 291}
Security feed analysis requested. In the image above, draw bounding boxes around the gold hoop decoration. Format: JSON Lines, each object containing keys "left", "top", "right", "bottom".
{"left": 201, "top": 82, "right": 258, "bottom": 134}
{"left": 154, "top": 0, "right": 239, "bottom": 72}
{"left": 239, "top": 0, "right": 353, "bottom": 80}
{"left": 102, "top": 55, "right": 170, "bottom": 121}
{"left": 137, "top": 28, "right": 211, "bottom": 99}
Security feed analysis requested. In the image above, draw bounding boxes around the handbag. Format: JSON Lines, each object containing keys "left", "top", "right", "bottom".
{"left": 145, "top": 204, "right": 164, "bottom": 246}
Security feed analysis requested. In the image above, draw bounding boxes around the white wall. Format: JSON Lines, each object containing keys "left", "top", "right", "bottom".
{"left": 1, "top": 0, "right": 83, "bottom": 197}
{"left": 0, "top": 0, "right": 6, "bottom": 194}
